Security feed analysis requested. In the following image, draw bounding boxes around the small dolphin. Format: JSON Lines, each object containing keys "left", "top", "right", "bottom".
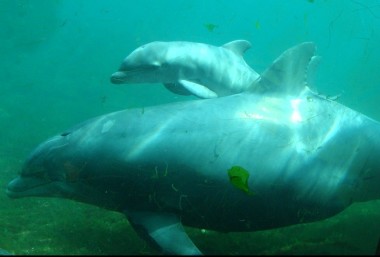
{"left": 7, "top": 42, "right": 380, "bottom": 254}
{"left": 110, "top": 40, "right": 260, "bottom": 98}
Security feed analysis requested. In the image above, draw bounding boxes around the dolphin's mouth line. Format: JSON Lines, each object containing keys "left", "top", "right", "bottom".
{"left": 6, "top": 177, "right": 56, "bottom": 198}
{"left": 8, "top": 181, "right": 52, "bottom": 193}
{"left": 112, "top": 66, "right": 160, "bottom": 76}
{"left": 121, "top": 66, "right": 158, "bottom": 72}
{"left": 111, "top": 70, "right": 159, "bottom": 84}
{"left": 110, "top": 76, "right": 125, "bottom": 83}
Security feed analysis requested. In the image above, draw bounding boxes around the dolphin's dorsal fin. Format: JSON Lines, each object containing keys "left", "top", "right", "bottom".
{"left": 306, "top": 55, "right": 321, "bottom": 91}
{"left": 253, "top": 42, "right": 316, "bottom": 95}
{"left": 222, "top": 40, "right": 251, "bottom": 56}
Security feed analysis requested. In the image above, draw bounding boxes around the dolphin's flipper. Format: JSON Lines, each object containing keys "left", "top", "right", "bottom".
{"left": 179, "top": 79, "right": 218, "bottom": 99}
{"left": 124, "top": 210, "right": 202, "bottom": 255}
{"left": 164, "top": 83, "right": 192, "bottom": 95}
{"left": 253, "top": 42, "right": 316, "bottom": 95}
{"left": 221, "top": 40, "right": 251, "bottom": 56}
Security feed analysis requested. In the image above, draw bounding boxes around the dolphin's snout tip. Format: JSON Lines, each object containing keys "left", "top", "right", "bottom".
{"left": 5, "top": 189, "right": 16, "bottom": 199}
{"left": 110, "top": 72, "right": 126, "bottom": 84}
{"left": 6, "top": 178, "right": 21, "bottom": 198}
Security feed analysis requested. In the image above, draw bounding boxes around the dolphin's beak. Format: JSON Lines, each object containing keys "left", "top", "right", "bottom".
{"left": 110, "top": 71, "right": 127, "bottom": 84}
{"left": 110, "top": 64, "right": 161, "bottom": 84}
{"left": 6, "top": 176, "right": 51, "bottom": 198}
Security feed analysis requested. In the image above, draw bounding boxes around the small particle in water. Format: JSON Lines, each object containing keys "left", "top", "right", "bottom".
{"left": 100, "top": 95, "right": 107, "bottom": 104}
{"left": 204, "top": 23, "right": 218, "bottom": 32}
{"left": 255, "top": 20, "right": 260, "bottom": 29}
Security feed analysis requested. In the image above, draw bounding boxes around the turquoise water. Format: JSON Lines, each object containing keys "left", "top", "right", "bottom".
{"left": 0, "top": 0, "right": 380, "bottom": 254}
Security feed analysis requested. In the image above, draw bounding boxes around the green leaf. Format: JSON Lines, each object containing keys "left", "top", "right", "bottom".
{"left": 227, "top": 166, "right": 254, "bottom": 196}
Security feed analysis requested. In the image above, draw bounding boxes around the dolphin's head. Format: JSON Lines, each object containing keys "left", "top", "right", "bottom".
{"left": 111, "top": 41, "right": 174, "bottom": 84}
{"left": 6, "top": 119, "right": 139, "bottom": 211}
{"left": 6, "top": 135, "right": 77, "bottom": 199}
{"left": 6, "top": 123, "right": 107, "bottom": 205}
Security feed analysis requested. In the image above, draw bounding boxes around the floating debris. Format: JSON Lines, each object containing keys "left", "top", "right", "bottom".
{"left": 204, "top": 23, "right": 218, "bottom": 32}
{"left": 227, "top": 166, "right": 254, "bottom": 195}
{"left": 255, "top": 20, "right": 260, "bottom": 29}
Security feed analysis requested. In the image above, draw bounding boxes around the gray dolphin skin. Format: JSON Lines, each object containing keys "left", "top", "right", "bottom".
{"left": 110, "top": 40, "right": 260, "bottom": 98}
{"left": 0, "top": 249, "right": 11, "bottom": 256}
{"left": 7, "top": 42, "right": 380, "bottom": 255}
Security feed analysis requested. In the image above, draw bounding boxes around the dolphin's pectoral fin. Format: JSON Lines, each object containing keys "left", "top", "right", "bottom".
{"left": 222, "top": 40, "right": 252, "bottom": 56}
{"left": 252, "top": 42, "right": 316, "bottom": 95}
{"left": 179, "top": 79, "right": 218, "bottom": 99}
{"left": 124, "top": 210, "right": 202, "bottom": 255}
{"left": 164, "top": 83, "right": 192, "bottom": 95}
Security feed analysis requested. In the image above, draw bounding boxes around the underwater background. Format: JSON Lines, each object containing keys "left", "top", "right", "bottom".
{"left": 0, "top": 0, "right": 380, "bottom": 254}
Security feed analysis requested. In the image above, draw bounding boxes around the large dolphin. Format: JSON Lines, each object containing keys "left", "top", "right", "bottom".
{"left": 110, "top": 40, "right": 260, "bottom": 98}
{"left": 7, "top": 42, "right": 380, "bottom": 255}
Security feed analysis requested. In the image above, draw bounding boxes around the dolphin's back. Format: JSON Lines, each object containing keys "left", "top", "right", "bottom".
{"left": 166, "top": 41, "right": 259, "bottom": 94}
